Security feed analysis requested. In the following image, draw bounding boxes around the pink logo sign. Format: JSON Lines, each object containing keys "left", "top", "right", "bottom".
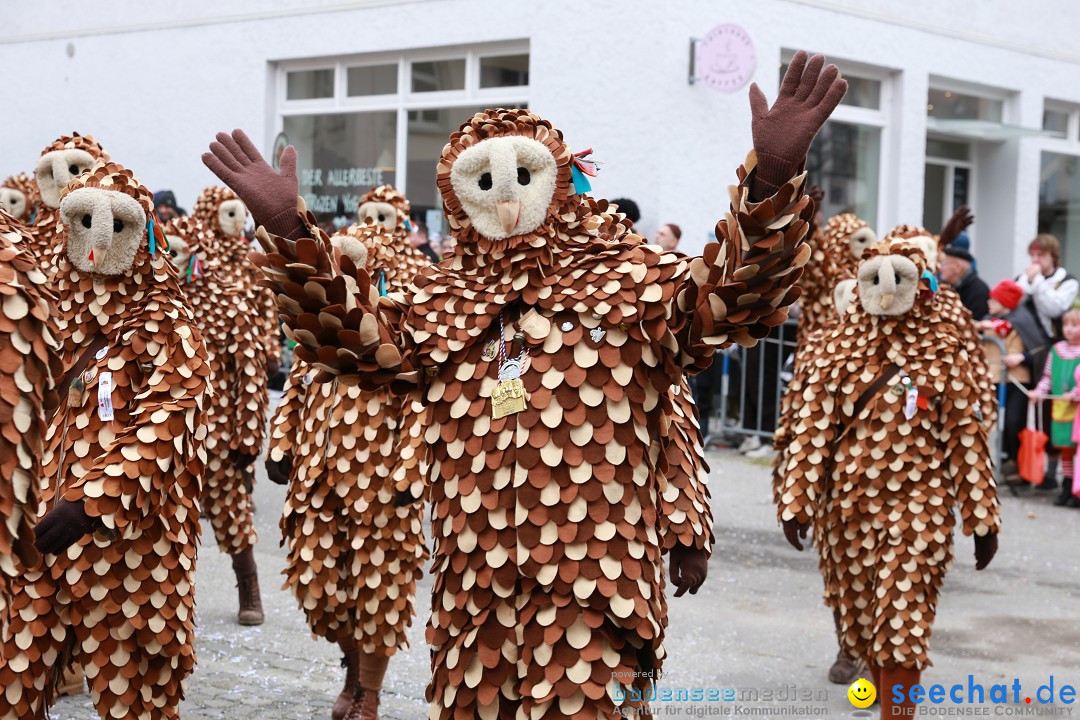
{"left": 697, "top": 24, "right": 756, "bottom": 93}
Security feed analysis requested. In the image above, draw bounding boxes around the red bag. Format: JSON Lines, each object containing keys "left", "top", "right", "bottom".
{"left": 1018, "top": 401, "right": 1048, "bottom": 486}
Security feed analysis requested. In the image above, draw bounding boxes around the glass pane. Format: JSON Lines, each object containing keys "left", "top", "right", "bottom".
{"left": 411, "top": 59, "right": 466, "bottom": 93}
{"left": 286, "top": 69, "right": 334, "bottom": 100}
{"left": 1043, "top": 108, "right": 1069, "bottom": 135}
{"left": 806, "top": 121, "right": 881, "bottom": 228}
{"left": 480, "top": 54, "right": 530, "bottom": 88}
{"left": 282, "top": 111, "right": 397, "bottom": 232}
{"left": 1040, "top": 152, "right": 1080, "bottom": 267}
{"left": 406, "top": 105, "right": 490, "bottom": 256}
{"left": 922, "top": 164, "right": 947, "bottom": 234}
{"left": 346, "top": 64, "right": 397, "bottom": 96}
{"left": 927, "top": 88, "right": 1003, "bottom": 122}
{"left": 952, "top": 166, "right": 970, "bottom": 211}
{"left": 925, "top": 138, "right": 970, "bottom": 161}
{"left": 780, "top": 63, "right": 880, "bottom": 109}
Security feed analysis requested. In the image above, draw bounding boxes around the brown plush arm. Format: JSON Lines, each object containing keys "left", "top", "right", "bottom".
{"left": 657, "top": 379, "right": 715, "bottom": 554}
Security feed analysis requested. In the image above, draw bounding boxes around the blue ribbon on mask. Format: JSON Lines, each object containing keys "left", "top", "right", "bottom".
{"left": 147, "top": 218, "right": 157, "bottom": 255}
{"left": 378, "top": 271, "right": 387, "bottom": 298}
{"left": 571, "top": 165, "right": 592, "bottom": 195}
{"left": 921, "top": 269, "right": 939, "bottom": 293}
{"left": 404, "top": 218, "right": 413, "bottom": 233}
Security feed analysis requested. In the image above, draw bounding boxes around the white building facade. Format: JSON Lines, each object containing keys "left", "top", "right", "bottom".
{"left": 3, "top": 0, "right": 1079, "bottom": 285}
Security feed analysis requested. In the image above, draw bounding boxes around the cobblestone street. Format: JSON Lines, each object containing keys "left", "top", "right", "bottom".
{"left": 51, "top": 445, "right": 1080, "bottom": 719}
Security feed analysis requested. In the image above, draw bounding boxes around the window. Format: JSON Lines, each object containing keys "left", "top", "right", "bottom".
{"left": 782, "top": 55, "right": 888, "bottom": 228}
{"left": 927, "top": 88, "right": 1003, "bottom": 122}
{"left": 286, "top": 69, "right": 334, "bottom": 100}
{"left": 277, "top": 45, "right": 529, "bottom": 237}
{"left": 1040, "top": 153, "right": 1080, "bottom": 266}
{"left": 1044, "top": 109, "right": 1070, "bottom": 136}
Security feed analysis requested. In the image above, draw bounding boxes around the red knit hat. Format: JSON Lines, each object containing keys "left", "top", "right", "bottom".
{"left": 990, "top": 279, "right": 1023, "bottom": 311}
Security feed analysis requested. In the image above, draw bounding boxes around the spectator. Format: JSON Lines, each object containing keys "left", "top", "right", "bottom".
{"left": 408, "top": 219, "right": 440, "bottom": 261}
{"left": 153, "top": 190, "right": 183, "bottom": 224}
{"left": 939, "top": 245, "right": 990, "bottom": 320}
{"left": 1031, "top": 307, "right": 1080, "bottom": 506}
{"left": 980, "top": 279, "right": 1049, "bottom": 484}
{"left": 1017, "top": 233, "right": 1079, "bottom": 340}
{"left": 610, "top": 197, "right": 640, "bottom": 226}
{"left": 654, "top": 223, "right": 681, "bottom": 252}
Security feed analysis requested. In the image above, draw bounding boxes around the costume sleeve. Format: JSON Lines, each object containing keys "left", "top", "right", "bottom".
{"left": 267, "top": 360, "right": 310, "bottom": 462}
{"left": 774, "top": 350, "right": 836, "bottom": 527}
{"left": 1031, "top": 273, "right": 1079, "bottom": 324}
{"left": 657, "top": 379, "right": 714, "bottom": 554}
{"left": 252, "top": 202, "right": 418, "bottom": 393}
{"left": 223, "top": 292, "right": 269, "bottom": 454}
{"left": 388, "top": 390, "right": 429, "bottom": 503}
{"left": 1034, "top": 348, "right": 1055, "bottom": 397}
{"left": 675, "top": 150, "right": 813, "bottom": 372}
{"left": 941, "top": 360, "right": 1002, "bottom": 537}
{"left": 65, "top": 312, "right": 211, "bottom": 538}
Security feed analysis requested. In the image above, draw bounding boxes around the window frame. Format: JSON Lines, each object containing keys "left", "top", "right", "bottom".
{"left": 274, "top": 41, "right": 529, "bottom": 196}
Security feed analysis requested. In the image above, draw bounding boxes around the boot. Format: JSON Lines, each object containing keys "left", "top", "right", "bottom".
{"left": 878, "top": 666, "right": 920, "bottom": 720}
{"left": 1039, "top": 455, "right": 1060, "bottom": 491}
{"left": 56, "top": 665, "right": 84, "bottom": 696}
{"left": 344, "top": 653, "right": 389, "bottom": 720}
{"left": 828, "top": 609, "right": 860, "bottom": 684}
{"left": 1054, "top": 478, "right": 1073, "bottom": 506}
{"left": 231, "top": 548, "right": 264, "bottom": 626}
{"left": 332, "top": 638, "right": 360, "bottom": 720}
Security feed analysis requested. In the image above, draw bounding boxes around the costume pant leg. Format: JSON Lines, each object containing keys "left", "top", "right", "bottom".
{"left": 0, "top": 576, "right": 71, "bottom": 720}
{"left": 1003, "top": 383, "right": 1029, "bottom": 461}
{"left": 201, "top": 448, "right": 257, "bottom": 554}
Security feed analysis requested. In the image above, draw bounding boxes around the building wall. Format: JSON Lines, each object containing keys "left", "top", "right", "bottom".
{"left": 3, "top": 0, "right": 1079, "bottom": 285}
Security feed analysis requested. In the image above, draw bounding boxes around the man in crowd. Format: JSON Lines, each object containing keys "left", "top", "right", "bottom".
{"left": 940, "top": 244, "right": 990, "bottom": 320}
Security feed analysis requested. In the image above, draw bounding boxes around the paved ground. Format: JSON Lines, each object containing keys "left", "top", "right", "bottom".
{"left": 51, "top": 441, "right": 1080, "bottom": 719}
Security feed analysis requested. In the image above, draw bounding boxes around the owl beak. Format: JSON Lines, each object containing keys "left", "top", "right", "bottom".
{"left": 496, "top": 200, "right": 520, "bottom": 234}
{"left": 879, "top": 292, "right": 894, "bottom": 310}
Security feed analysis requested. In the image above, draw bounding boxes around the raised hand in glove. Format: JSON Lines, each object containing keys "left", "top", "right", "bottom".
{"left": 940, "top": 205, "right": 974, "bottom": 247}
{"left": 202, "top": 129, "right": 305, "bottom": 239}
{"left": 265, "top": 453, "right": 293, "bottom": 486}
{"left": 974, "top": 532, "right": 998, "bottom": 570}
{"left": 669, "top": 543, "right": 709, "bottom": 597}
{"left": 229, "top": 447, "right": 259, "bottom": 469}
{"left": 34, "top": 499, "right": 95, "bottom": 555}
{"left": 782, "top": 517, "right": 810, "bottom": 551}
{"left": 748, "top": 50, "right": 848, "bottom": 201}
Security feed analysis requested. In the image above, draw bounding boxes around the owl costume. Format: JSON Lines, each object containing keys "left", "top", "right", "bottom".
{"left": 774, "top": 241, "right": 1000, "bottom": 719}
{"left": 0, "top": 163, "right": 210, "bottom": 720}
{"left": 1, "top": 173, "right": 43, "bottom": 226}
{"left": 163, "top": 213, "right": 268, "bottom": 624}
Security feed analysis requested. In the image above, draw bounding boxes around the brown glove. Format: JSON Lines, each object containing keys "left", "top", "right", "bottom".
{"left": 202, "top": 129, "right": 307, "bottom": 240}
{"left": 748, "top": 51, "right": 848, "bottom": 201}
{"left": 940, "top": 205, "right": 974, "bottom": 247}
{"left": 974, "top": 532, "right": 998, "bottom": 570}
{"left": 669, "top": 543, "right": 709, "bottom": 597}
{"left": 229, "top": 446, "right": 259, "bottom": 469}
{"left": 782, "top": 517, "right": 810, "bottom": 551}
{"left": 266, "top": 354, "right": 281, "bottom": 378}
{"left": 34, "top": 499, "right": 95, "bottom": 555}
{"left": 265, "top": 453, "right": 293, "bottom": 486}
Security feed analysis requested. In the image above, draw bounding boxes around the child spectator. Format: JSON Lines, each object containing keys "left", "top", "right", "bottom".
{"left": 980, "top": 279, "right": 1049, "bottom": 483}
{"left": 1031, "top": 307, "right": 1080, "bottom": 506}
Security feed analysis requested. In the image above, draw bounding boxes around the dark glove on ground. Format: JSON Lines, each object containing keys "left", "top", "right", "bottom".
{"left": 749, "top": 50, "right": 848, "bottom": 201}
{"left": 974, "top": 532, "right": 998, "bottom": 570}
{"left": 202, "top": 129, "right": 307, "bottom": 239}
{"left": 34, "top": 499, "right": 95, "bottom": 555}
{"left": 265, "top": 454, "right": 292, "bottom": 486}
{"left": 782, "top": 517, "right": 810, "bottom": 551}
{"left": 669, "top": 543, "right": 709, "bottom": 597}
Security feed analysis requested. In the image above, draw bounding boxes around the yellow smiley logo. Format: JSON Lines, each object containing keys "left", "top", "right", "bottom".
{"left": 848, "top": 678, "right": 877, "bottom": 708}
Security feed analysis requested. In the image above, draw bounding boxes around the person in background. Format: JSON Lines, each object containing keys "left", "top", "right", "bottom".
{"left": 1017, "top": 233, "right": 1079, "bottom": 340}
{"left": 939, "top": 244, "right": 989, "bottom": 320}
{"left": 1031, "top": 306, "right": 1080, "bottom": 507}
{"left": 654, "top": 223, "right": 682, "bottom": 252}
{"left": 980, "top": 279, "right": 1049, "bottom": 484}
{"left": 408, "top": 218, "right": 440, "bottom": 261}
{"left": 610, "top": 197, "right": 640, "bottom": 226}
{"left": 153, "top": 190, "right": 183, "bottom": 225}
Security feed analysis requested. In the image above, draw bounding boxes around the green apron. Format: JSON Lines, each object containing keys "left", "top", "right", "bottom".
{"left": 1049, "top": 345, "right": 1080, "bottom": 447}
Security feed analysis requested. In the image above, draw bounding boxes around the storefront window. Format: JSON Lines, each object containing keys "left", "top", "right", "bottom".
{"left": 411, "top": 60, "right": 466, "bottom": 92}
{"left": 927, "top": 88, "right": 1003, "bottom": 122}
{"left": 1040, "top": 152, "right": 1080, "bottom": 266}
{"left": 282, "top": 111, "right": 397, "bottom": 232}
{"left": 346, "top": 64, "right": 397, "bottom": 97}
{"left": 806, "top": 120, "right": 881, "bottom": 228}
{"left": 286, "top": 69, "right": 334, "bottom": 100}
{"left": 480, "top": 54, "right": 529, "bottom": 88}
{"left": 1043, "top": 108, "right": 1070, "bottom": 136}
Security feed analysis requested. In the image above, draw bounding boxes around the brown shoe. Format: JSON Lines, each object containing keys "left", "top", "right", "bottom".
{"left": 827, "top": 649, "right": 861, "bottom": 684}
{"left": 56, "top": 665, "right": 84, "bottom": 696}
{"left": 332, "top": 642, "right": 360, "bottom": 720}
{"left": 344, "top": 688, "right": 380, "bottom": 720}
{"left": 231, "top": 548, "right": 264, "bottom": 626}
